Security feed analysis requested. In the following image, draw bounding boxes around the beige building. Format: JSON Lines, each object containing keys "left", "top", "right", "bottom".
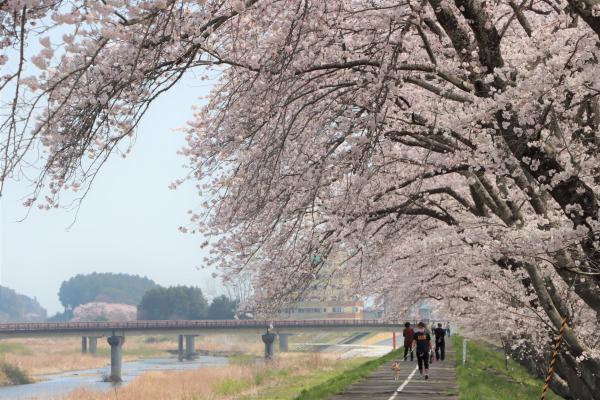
{"left": 279, "top": 300, "right": 364, "bottom": 320}
{"left": 275, "top": 253, "right": 368, "bottom": 320}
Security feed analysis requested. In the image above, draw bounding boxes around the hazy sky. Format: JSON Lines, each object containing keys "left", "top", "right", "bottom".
{"left": 0, "top": 73, "right": 221, "bottom": 314}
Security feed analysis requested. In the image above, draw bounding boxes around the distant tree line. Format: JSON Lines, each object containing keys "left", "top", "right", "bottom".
{"left": 0, "top": 286, "right": 46, "bottom": 322}
{"left": 58, "top": 272, "right": 158, "bottom": 310}
{"left": 50, "top": 273, "right": 238, "bottom": 321}
{"left": 137, "top": 287, "right": 238, "bottom": 320}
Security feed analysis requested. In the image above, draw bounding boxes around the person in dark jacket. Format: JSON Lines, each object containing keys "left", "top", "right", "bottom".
{"left": 434, "top": 323, "right": 446, "bottom": 361}
{"left": 412, "top": 321, "right": 432, "bottom": 380}
{"left": 402, "top": 322, "right": 414, "bottom": 361}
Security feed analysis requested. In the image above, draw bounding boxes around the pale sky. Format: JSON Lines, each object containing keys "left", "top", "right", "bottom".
{"left": 0, "top": 73, "right": 221, "bottom": 314}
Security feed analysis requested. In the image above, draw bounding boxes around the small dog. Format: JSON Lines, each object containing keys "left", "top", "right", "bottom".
{"left": 391, "top": 360, "right": 401, "bottom": 381}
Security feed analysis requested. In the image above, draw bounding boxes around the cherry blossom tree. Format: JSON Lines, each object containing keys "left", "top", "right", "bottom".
{"left": 72, "top": 302, "right": 137, "bottom": 322}
{"left": 2, "top": 0, "right": 600, "bottom": 397}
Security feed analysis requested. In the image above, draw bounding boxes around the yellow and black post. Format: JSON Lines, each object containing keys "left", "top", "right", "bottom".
{"left": 540, "top": 316, "right": 568, "bottom": 400}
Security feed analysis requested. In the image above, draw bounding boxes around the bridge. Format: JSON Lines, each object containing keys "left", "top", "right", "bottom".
{"left": 0, "top": 319, "right": 404, "bottom": 382}
{"left": 0, "top": 319, "right": 406, "bottom": 337}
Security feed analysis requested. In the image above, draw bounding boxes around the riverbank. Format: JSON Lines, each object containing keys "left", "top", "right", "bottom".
{"left": 53, "top": 353, "right": 369, "bottom": 400}
{"left": 0, "top": 360, "right": 32, "bottom": 386}
{"left": 453, "top": 335, "right": 561, "bottom": 399}
{"left": 0, "top": 331, "right": 394, "bottom": 398}
{"left": 0, "top": 333, "right": 264, "bottom": 379}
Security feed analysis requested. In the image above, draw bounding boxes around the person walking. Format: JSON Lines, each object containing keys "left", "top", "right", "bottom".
{"left": 434, "top": 322, "right": 446, "bottom": 361}
{"left": 446, "top": 321, "right": 451, "bottom": 336}
{"left": 402, "top": 322, "right": 414, "bottom": 361}
{"left": 428, "top": 321, "right": 435, "bottom": 364}
{"left": 412, "top": 321, "right": 432, "bottom": 380}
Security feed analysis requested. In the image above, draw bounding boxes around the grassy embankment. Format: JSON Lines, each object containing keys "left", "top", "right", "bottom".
{"left": 0, "top": 342, "right": 32, "bottom": 386}
{"left": 0, "top": 333, "right": 264, "bottom": 381}
{"left": 288, "top": 348, "right": 402, "bottom": 400}
{"left": 58, "top": 348, "right": 403, "bottom": 400}
{"left": 0, "top": 343, "right": 32, "bottom": 386}
{"left": 453, "top": 335, "right": 562, "bottom": 400}
{"left": 2, "top": 331, "right": 394, "bottom": 397}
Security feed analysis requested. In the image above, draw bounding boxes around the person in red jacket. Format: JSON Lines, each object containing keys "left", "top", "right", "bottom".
{"left": 402, "top": 322, "right": 414, "bottom": 361}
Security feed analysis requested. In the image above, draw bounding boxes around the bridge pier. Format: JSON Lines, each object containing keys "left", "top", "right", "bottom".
{"left": 262, "top": 330, "right": 276, "bottom": 360}
{"left": 178, "top": 335, "right": 184, "bottom": 361}
{"left": 107, "top": 335, "right": 125, "bottom": 382}
{"left": 89, "top": 337, "right": 98, "bottom": 355}
{"left": 278, "top": 333, "right": 291, "bottom": 352}
{"left": 81, "top": 336, "right": 87, "bottom": 353}
{"left": 185, "top": 335, "right": 196, "bottom": 359}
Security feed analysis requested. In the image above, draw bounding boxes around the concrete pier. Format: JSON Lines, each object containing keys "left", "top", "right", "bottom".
{"left": 262, "top": 330, "right": 276, "bottom": 360}
{"left": 185, "top": 335, "right": 196, "bottom": 359}
{"left": 89, "top": 337, "right": 98, "bottom": 355}
{"left": 81, "top": 336, "right": 87, "bottom": 353}
{"left": 178, "top": 335, "right": 184, "bottom": 361}
{"left": 107, "top": 335, "right": 125, "bottom": 382}
{"left": 278, "top": 333, "right": 291, "bottom": 352}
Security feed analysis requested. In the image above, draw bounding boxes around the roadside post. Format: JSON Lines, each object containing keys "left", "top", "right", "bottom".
{"left": 541, "top": 317, "right": 568, "bottom": 400}
{"left": 262, "top": 328, "right": 276, "bottom": 360}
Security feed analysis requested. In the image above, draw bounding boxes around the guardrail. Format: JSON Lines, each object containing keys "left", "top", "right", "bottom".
{"left": 0, "top": 319, "right": 406, "bottom": 334}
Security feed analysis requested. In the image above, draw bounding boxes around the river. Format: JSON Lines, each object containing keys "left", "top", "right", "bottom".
{"left": 0, "top": 355, "right": 229, "bottom": 400}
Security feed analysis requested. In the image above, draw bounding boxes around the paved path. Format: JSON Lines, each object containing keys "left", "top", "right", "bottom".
{"left": 329, "top": 340, "right": 457, "bottom": 400}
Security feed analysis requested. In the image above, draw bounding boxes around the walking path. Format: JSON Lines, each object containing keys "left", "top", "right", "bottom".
{"left": 329, "top": 340, "right": 457, "bottom": 400}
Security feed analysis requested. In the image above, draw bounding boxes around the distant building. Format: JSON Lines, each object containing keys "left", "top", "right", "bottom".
{"left": 273, "top": 253, "right": 373, "bottom": 320}
{"left": 407, "top": 300, "right": 433, "bottom": 322}
{"left": 279, "top": 300, "right": 364, "bottom": 320}
{"left": 363, "top": 307, "right": 384, "bottom": 320}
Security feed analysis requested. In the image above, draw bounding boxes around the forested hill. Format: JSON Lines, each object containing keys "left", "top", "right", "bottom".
{"left": 59, "top": 272, "right": 158, "bottom": 310}
{"left": 0, "top": 286, "right": 47, "bottom": 322}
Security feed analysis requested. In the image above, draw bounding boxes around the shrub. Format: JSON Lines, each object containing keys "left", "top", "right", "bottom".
{"left": 0, "top": 360, "right": 32, "bottom": 385}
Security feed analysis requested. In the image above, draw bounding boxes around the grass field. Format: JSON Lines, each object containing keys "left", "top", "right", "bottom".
{"left": 0, "top": 335, "right": 559, "bottom": 400}
{"left": 58, "top": 353, "right": 368, "bottom": 400}
{"left": 0, "top": 333, "right": 265, "bottom": 382}
{"left": 0, "top": 336, "right": 178, "bottom": 377}
{"left": 0, "top": 359, "right": 31, "bottom": 386}
{"left": 291, "top": 348, "right": 402, "bottom": 400}
{"left": 453, "top": 335, "right": 562, "bottom": 400}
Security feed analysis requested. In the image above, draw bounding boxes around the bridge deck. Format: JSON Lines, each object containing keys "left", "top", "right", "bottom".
{"left": 0, "top": 319, "right": 407, "bottom": 338}
{"left": 329, "top": 340, "right": 457, "bottom": 400}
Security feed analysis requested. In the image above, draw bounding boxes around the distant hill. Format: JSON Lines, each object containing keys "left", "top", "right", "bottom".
{"left": 0, "top": 286, "right": 47, "bottom": 322}
{"left": 59, "top": 272, "right": 158, "bottom": 310}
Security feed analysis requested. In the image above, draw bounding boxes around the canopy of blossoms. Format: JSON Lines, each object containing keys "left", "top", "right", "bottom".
{"left": 2, "top": 1, "right": 600, "bottom": 397}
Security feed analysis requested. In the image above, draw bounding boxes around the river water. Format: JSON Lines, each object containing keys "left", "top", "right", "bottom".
{"left": 0, "top": 355, "right": 229, "bottom": 400}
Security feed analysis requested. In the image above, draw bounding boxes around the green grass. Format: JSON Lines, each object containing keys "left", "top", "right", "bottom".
{"left": 291, "top": 349, "right": 403, "bottom": 400}
{"left": 215, "top": 377, "right": 252, "bottom": 395}
{"left": 453, "top": 335, "right": 561, "bottom": 400}
{"left": 0, "top": 342, "right": 32, "bottom": 356}
{"left": 230, "top": 353, "right": 259, "bottom": 365}
{"left": 238, "top": 357, "right": 367, "bottom": 400}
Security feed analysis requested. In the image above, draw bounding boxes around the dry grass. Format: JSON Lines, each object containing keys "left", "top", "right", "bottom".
{"left": 199, "top": 333, "right": 264, "bottom": 355}
{"left": 0, "top": 368, "right": 8, "bottom": 386}
{"left": 55, "top": 353, "right": 343, "bottom": 400}
{"left": 0, "top": 333, "right": 263, "bottom": 376}
{"left": 1, "top": 338, "right": 110, "bottom": 376}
